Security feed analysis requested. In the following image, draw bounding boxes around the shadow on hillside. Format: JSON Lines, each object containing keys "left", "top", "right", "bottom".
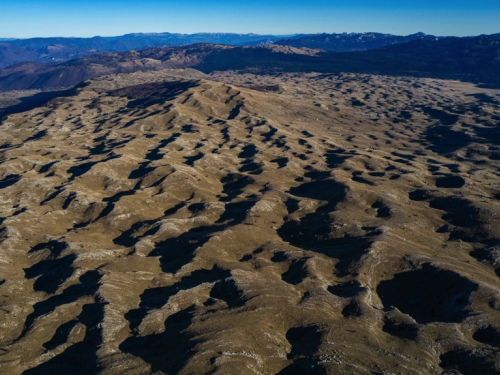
{"left": 0, "top": 88, "right": 76, "bottom": 123}
{"left": 108, "top": 80, "right": 199, "bottom": 109}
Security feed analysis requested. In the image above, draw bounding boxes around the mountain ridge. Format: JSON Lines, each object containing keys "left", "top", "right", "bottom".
{"left": 274, "top": 31, "right": 442, "bottom": 51}
{"left": 0, "top": 31, "right": 460, "bottom": 69}
{"left": 0, "top": 32, "right": 297, "bottom": 69}
{"left": 1, "top": 34, "right": 500, "bottom": 92}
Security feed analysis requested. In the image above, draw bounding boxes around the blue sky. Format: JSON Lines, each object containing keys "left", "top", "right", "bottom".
{"left": 1, "top": 0, "right": 499, "bottom": 38}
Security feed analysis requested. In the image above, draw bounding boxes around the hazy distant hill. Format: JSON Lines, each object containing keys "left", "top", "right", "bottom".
{"left": 0, "top": 32, "right": 448, "bottom": 69}
{"left": 275, "top": 32, "right": 441, "bottom": 51}
{"left": 0, "top": 33, "right": 294, "bottom": 69}
{"left": 1, "top": 34, "right": 500, "bottom": 91}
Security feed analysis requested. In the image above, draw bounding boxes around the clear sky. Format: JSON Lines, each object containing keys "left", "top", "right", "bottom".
{"left": 1, "top": 0, "right": 499, "bottom": 38}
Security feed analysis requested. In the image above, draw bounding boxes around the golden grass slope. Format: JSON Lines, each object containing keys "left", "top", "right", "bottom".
{"left": 0, "top": 70, "right": 500, "bottom": 374}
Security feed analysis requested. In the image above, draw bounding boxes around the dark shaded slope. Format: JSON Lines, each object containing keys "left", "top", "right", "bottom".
{"left": 194, "top": 36, "right": 500, "bottom": 87}
{"left": 0, "top": 44, "right": 223, "bottom": 91}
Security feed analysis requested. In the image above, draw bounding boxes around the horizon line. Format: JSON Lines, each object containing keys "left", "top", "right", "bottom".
{"left": 3, "top": 30, "right": 498, "bottom": 40}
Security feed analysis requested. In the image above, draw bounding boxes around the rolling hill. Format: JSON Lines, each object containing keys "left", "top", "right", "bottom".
{"left": 1, "top": 66, "right": 500, "bottom": 374}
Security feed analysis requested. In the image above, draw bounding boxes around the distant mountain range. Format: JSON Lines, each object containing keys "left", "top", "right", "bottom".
{"left": 0, "top": 32, "right": 446, "bottom": 69}
{"left": 275, "top": 32, "right": 441, "bottom": 51}
{"left": 0, "top": 32, "right": 294, "bottom": 69}
{"left": 1, "top": 34, "right": 499, "bottom": 92}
